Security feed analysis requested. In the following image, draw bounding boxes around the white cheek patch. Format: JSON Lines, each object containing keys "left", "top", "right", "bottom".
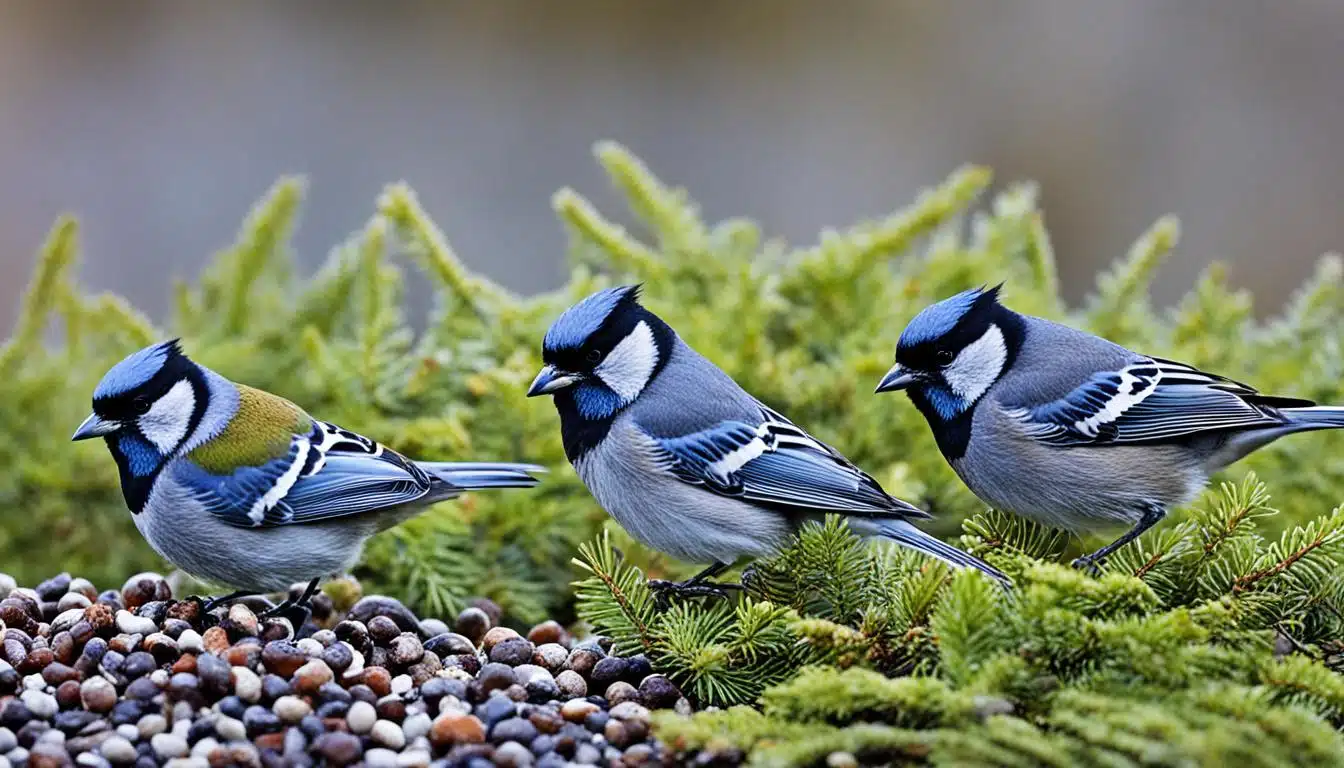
{"left": 138, "top": 379, "right": 196, "bottom": 454}
{"left": 596, "top": 320, "right": 659, "bottom": 403}
{"left": 943, "top": 324, "right": 1007, "bottom": 404}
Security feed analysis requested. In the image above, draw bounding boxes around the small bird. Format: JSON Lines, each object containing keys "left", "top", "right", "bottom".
{"left": 74, "top": 340, "right": 542, "bottom": 618}
{"left": 527, "top": 285, "right": 1008, "bottom": 597}
{"left": 875, "top": 285, "right": 1344, "bottom": 570}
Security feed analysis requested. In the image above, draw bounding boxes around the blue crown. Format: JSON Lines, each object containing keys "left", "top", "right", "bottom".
{"left": 94, "top": 339, "right": 183, "bottom": 399}
{"left": 544, "top": 285, "right": 642, "bottom": 351}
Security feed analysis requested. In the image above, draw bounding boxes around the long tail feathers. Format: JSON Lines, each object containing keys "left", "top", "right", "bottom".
{"left": 870, "top": 518, "right": 1011, "bottom": 588}
{"left": 418, "top": 462, "right": 545, "bottom": 491}
{"left": 1284, "top": 406, "right": 1344, "bottom": 429}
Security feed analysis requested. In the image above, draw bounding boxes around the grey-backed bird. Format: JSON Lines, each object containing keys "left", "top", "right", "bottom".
{"left": 875, "top": 285, "right": 1344, "bottom": 570}
{"left": 74, "top": 340, "right": 542, "bottom": 617}
{"left": 527, "top": 285, "right": 1008, "bottom": 597}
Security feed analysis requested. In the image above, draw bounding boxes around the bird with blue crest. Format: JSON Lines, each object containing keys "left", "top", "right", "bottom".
{"left": 73, "top": 340, "right": 543, "bottom": 622}
{"left": 527, "top": 284, "right": 1009, "bottom": 599}
{"left": 876, "top": 285, "right": 1344, "bottom": 571}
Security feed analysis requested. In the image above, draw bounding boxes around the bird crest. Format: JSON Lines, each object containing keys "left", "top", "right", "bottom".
{"left": 544, "top": 284, "right": 643, "bottom": 351}
{"left": 898, "top": 285, "right": 1003, "bottom": 349}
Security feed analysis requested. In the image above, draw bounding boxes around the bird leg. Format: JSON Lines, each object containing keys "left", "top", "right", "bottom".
{"left": 258, "top": 578, "right": 321, "bottom": 627}
{"left": 1071, "top": 504, "right": 1167, "bottom": 574}
{"left": 194, "top": 590, "right": 267, "bottom": 614}
{"left": 648, "top": 562, "right": 742, "bottom": 607}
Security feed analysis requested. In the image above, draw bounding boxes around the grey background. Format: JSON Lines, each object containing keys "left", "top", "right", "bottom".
{"left": 1, "top": 1, "right": 1342, "bottom": 326}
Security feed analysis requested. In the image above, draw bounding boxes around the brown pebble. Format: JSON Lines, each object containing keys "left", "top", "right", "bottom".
{"left": 480, "top": 627, "right": 520, "bottom": 653}
{"left": 314, "top": 731, "right": 362, "bottom": 766}
{"left": 223, "top": 643, "right": 262, "bottom": 669}
{"left": 529, "top": 709, "right": 563, "bottom": 734}
{"left": 453, "top": 607, "right": 491, "bottom": 644}
{"left": 171, "top": 654, "right": 197, "bottom": 674}
{"left": 254, "top": 731, "right": 285, "bottom": 751}
{"left": 293, "top": 659, "right": 334, "bottom": 696}
{"left": 261, "top": 641, "right": 309, "bottom": 678}
{"left": 605, "top": 681, "right": 640, "bottom": 706}
{"left": 366, "top": 616, "right": 400, "bottom": 646}
{"left": 121, "top": 573, "right": 171, "bottom": 610}
{"left": 259, "top": 619, "right": 293, "bottom": 643}
{"left": 526, "top": 620, "right": 565, "bottom": 646}
{"left": 41, "top": 661, "right": 78, "bottom": 685}
{"left": 68, "top": 620, "right": 94, "bottom": 646}
{"left": 407, "top": 653, "right": 442, "bottom": 685}
{"left": 107, "top": 635, "right": 136, "bottom": 655}
{"left": 82, "top": 603, "right": 115, "bottom": 634}
{"left": 389, "top": 633, "right": 423, "bottom": 666}
{"left": 605, "top": 718, "right": 633, "bottom": 748}
{"left": 564, "top": 648, "right": 601, "bottom": 677}
{"left": 143, "top": 633, "right": 180, "bottom": 664}
{"left": 375, "top": 696, "right": 406, "bottom": 721}
{"left": 49, "top": 632, "right": 75, "bottom": 665}
{"left": 165, "top": 600, "right": 201, "bottom": 624}
{"left": 430, "top": 712, "right": 486, "bottom": 747}
{"left": 322, "top": 717, "right": 350, "bottom": 732}
{"left": 504, "top": 683, "right": 528, "bottom": 702}
{"left": 0, "top": 599, "right": 39, "bottom": 635}
{"left": 202, "top": 626, "right": 230, "bottom": 654}
{"left": 55, "top": 679, "right": 81, "bottom": 708}
{"left": 22, "top": 647, "right": 55, "bottom": 674}
{"left": 353, "top": 666, "right": 391, "bottom": 697}
{"left": 560, "top": 699, "right": 600, "bottom": 723}
{"left": 221, "top": 604, "right": 259, "bottom": 639}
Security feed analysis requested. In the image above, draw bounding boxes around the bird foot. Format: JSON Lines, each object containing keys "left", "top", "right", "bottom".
{"left": 647, "top": 578, "right": 743, "bottom": 609}
{"left": 193, "top": 592, "right": 272, "bottom": 614}
{"left": 258, "top": 599, "right": 312, "bottom": 629}
{"left": 1070, "top": 554, "right": 1104, "bottom": 575}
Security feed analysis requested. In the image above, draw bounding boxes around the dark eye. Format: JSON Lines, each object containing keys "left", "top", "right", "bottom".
{"left": 131, "top": 395, "right": 152, "bottom": 415}
{"left": 936, "top": 349, "right": 955, "bottom": 365}
{"left": 585, "top": 349, "right": 602, "bottom": 364}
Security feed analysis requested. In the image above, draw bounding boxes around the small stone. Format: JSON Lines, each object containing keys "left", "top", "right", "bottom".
{"left": 120, "top": 652, "right": 155, "bottom": 680}
{"left": 176, "top": 631, "right": 203, "bottom": 655}
{"left": 260, "top": 673, "right": 290, "bottom": 701}
{"left": 292, "top": 659, "right": 333, "bottom": 696}
{"left": 429, "top": 712, "right": 485, "bottom": 747}
{"left": 113, "top": 612, "right": 155, "bottom": 637}
{"left": 366, "top": 616, "right": 401, "bottom": 646}
{"left": 40, "top": 662, "right": 78, "bottom": 686}
{"left": 584, "top": 710, "right": 609, "bottom": 733}
{"left": 222, "top": 643, "right": 262, "bottom": 669}
{"left": 604, "top": 681, "right": 639, "bottom": 706}
{"left": 150, "top": 732, "right": 187, "bottom": 759}
{"left": 220, "top": 605, "right": 258, "bottom": 639}
{"left": 532, "top": 644, "right": 568, "bottom": 673}
{"left": 142, "top": 633, "right": 179, "bottom": 664}
{"left": 319, "top": 642, "right": 353, "bottom": 674}
{"left": 21, "top": 690, "right": 57, "bottom": 720}
{"left": 477, "top": 663, "right": 515, "bottom": 694}
{"left": 50, "top": 609, "right": 85, "bottom": 637}
{"left": 136, "top": 714, "right": 167, "bottom": 739}
{"left": 563, "top": 648, "right": 601, "bottom": 678}
{"left": 120, "top": 574, "right": 171, "bottom": 612}
{"left": 402, "top": 712, "right": 432, "bottom": 741}
{"left": 480, "top": 627, "right": 519, "bottom": 653}
{"left": 352, "top": 666, "right": 391, "bottom": 697}
{"left": 559, "top": 700, "right": 598, "bottom": 723}
{"left": 313, "top": 731, "right": 362, "bottom": 766}
{"left": 375, "top": 695, "right": 407, "bottom": 722}
{"left": 525, "top": 621, "right": 565, "bottom": 646}
{"left": 80, "top": 678, "right": 117, "bottom": 714}
{"left": 389, "top": 634, "right": 423, "bottom": 666}
{"left": 491, "top": 717, "right": 537, "bottom": 745}
{"left": 273, "top": 696, "right": 311, "bottom": 723}
{"left": 453, "top": 608, "right": 491, "bottom": 644}
{"left": 294, "top": 638, "right": 323, "bottom": 658}
{"left": 259, "top": 641, "right": 307, "bottom": 678}
{"left": 604, "top": 718, "right": 633, "bottom": 748}
{"left": 590, "top": 656, "right": 627, "bottom": 685}
{"left": 637, "top": 674, "right": 680, "bottom": 709}
{"left": 608, "top": 701, "right": 650, "bottom": 723}
{"left": 230, "top": 666, "right": 261, "bottom": 703}
{"left": 56, "top": 593, "right": 92, "bottom": 614}
{"left": 554, "top": 670, "right": 586, "bottom": 700}
{"left": 213, "top": 716, "right": 246, "bottom": 742}
{"left": 99, "top": 735, "right": 136, "bottom": 763}
{"left": 494, "top": 740, "right": 534, "bottom": 767}
{"left": 200, "top": 627, "right": 229, "bottom": 655}
{"left": 489, "top": 638, "right": 535, "bottom": 667}
{"left": 258, "top": 618, "right": 293, "bottom": 643}
{"left": 370, "top": 720, "right": 405, "bottom": 749}
{"left": 346, "top": 701, "right": 376, "bottom": 734}
{"left": 365, "top": 747, "right": 400, "bottom": 768}
{"left": 524, "top": 674, "right": 559, "bottom": 703}
{"left": 347, "top": 596, "right": 419, "bottom": 633}
{"left": 242, "top": 705, "right": 282, "bottom": 736}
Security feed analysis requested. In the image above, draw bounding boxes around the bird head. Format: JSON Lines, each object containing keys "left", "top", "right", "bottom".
{"left": 74, "top": 339, "right": 208, "bottom": 480}
{"left": 875, "top": 285, "right": 1020, "bottom": 421}
{"left": 528, "top": 284, "right": 675, "bottom": 422}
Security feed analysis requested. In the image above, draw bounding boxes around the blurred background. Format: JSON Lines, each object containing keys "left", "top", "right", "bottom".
{"left": 1, "top": 0, "right": 1342, "bottom": 326}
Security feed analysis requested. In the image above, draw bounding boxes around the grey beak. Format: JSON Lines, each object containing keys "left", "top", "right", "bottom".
{"left": 527, "top": 365, "right": 582, "bottom": 397}
{"left": 72, "top": 413, "right": 120, "bottom": 441}
{"left": 875, "top": 364, "right": 919, "bottom": 393}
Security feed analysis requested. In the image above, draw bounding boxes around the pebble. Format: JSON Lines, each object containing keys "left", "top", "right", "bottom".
{"left": 21, "top": 690, "right": 57, "bottom": 719}
{"left": 99, "top": 735, "right": 136, "bottom": 763}
{"left": 453, "top": 608, "right": 491, "bottom": 644}
{"left": 273, "top": 696, "right": 311, "bottom": 723}
{"left": 555, "top": 670, "right": 587, "bottom": 699}
{"left": 314, "top": 731, "right": 363, "bottom": 765}
{"left": 150, "top": 733, "right": 188, "bottom": 759}
{"left": 80, "top": 677, "right": 117, "bottom": 714}
{"left": 495, "top": 740, "right": 534, "bottom": 767}
{"left": 430, "top": 712, "right": 485, "bottom": 747}
{"left": 365, "top": 747, "right": 400, "bottom": 768}
{"left": 402, "top": 712, "right": 432, "bottom": 742}
{"left": 371, "top": 720, "right": 406, "bottom": 749}
{"left": 346, "top": 701, "right": 377, "bottom": 734}
{"left": 213, "top": 716, "right": 246, "bottom": 742}
{"left": 113, "top": 611, "right": 156, "bottom": 637}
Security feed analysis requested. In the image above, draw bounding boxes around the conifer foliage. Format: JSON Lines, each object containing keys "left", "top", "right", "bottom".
{"left": 3, "top": 143, "right": 1344, "bottom": 763}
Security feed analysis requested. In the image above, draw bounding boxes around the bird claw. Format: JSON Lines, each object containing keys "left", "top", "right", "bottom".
{"left": 258, "top": 600, "right": 312, "bottom": 629}
{"left": 647, "top": 578, "right": 742, "bottom": 609}
{"left": 1070, "top": 554, "right": 1104, "bottom": 575}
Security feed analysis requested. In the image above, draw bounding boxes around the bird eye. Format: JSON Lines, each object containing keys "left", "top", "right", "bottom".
{"left": 585, "top": 349, "right": 602, "bottom": 364}
{"left": 131, "top": 395, "right": 152, "bottom": 414}
{"left": 936, "top": 349, "right": 955, "bottom": 365}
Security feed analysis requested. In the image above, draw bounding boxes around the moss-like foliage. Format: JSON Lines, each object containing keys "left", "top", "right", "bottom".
{"left": 4, "top": 141, "right": 1344, "bottom": 640}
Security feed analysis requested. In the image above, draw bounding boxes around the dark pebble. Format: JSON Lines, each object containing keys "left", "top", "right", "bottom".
{"left": 216, "top": 696, "right": 247, "bottom": 720}
{"left": 421, "top": 677, "right": 467, "bottom": 709}
{"left": 366, "top": 616, "right": 401, "bottom": 646}
{"left": 376, "top": 696, "right": 407, "bottom": 722}
{"left": 625, "top": 654, "right": 653, "bottom": 681}
{"left": 52, "top": 709, "right": 98, "bottom": 734}
{"left": 454, "top": 608, "right": 491, "bottom": 644}
{"left": 123, "top": 677, "right": 160, "bottom": 701}
{"left": 471, "top": 598, "right": 503, "bottom": 626}
{"left": 186, "top": 717, "right": 215, "bottom": 745}
{"left": 95, "top": 590, "right": 123, "bottom": 610}
{"left": 479, "top": 695, "right": 516, "bottom": 726}
{"left": 0, "top": 599, "right": 39, "bottom": 635}
{"left": 319, "top": 642, "right": 352, "bottom": 673}
{"left": 49, "top": 632, "right": 75, "bottom": 666}
{"left": 490, "top": 638, "right": 535, "bottom": 667}
{"left": 0, "top": 660, "right": 19, "bottom": 694}
{"left": 41, "top": 662, "right": 79, "bottom": 686}
{"left": 584, "top": 711, "right": 609, "bottom": 733}
{"left": 389, "top": 632, "right": 424, "bottom": 665}
{"left": 491, "top": 716, "right": 538, "bottom": 745}
{"left": 424, "top": 632, "right": 476, "bottom": 658}
{"left": 564, "top": 648, "right": 602, "bottom": 677}
{"left": 1, "top": 701, "right": 33, "bottom": 729}
{"left": 55, "top": 679, "right": 81, "bottom": 709}
{"left": 299, "top": 714, "right": 326, "bottom": 740}
{"left": 120, "top": 574, "right": 171, "bottom": 611}
{"left": 135, "top": 600, "right": 170, "bottom": 626}
{"left": 639, "top": 674, "right": 681, "bottom": 709}
{"left": 110, "top": 700, "right": 147, "bottom": 726}
{"left": 315, "top": 700, "right": 350, "bottom": 719}
{"left": 317, "top": 682, "right": 351, "bottom": 704}
{"left": 168, "top": 672, "right": 199, "bottom": 696}
{"left": 16, "top": 719, "right": 49, "bottom": 748}
{"left": 121, "top": 651, "right": 156, "bottom": 680}
{"left": 347, "top": 596, "right": 419, "bottom": 633}
{"left": 347, "top": 684, "right": 378, "bottom": 705}
{"left": 261, "top": 674, "right": 291, "bottom": 702}
{"left": 531, "top": 733, "right": 557, "bottom": 756}
{"left": 590, "top": 656, "right": 627, "bottom": 685}
{"left": 528, "top": 709, "right": 563, "bottom": 735}
{"left": 313, "top": 731, "right": 363, "bottom": 766}
{"left": 21, "top": 647, "right": 54, "bottom": 674}
{"left": 333, "top": 621, "right": 370, "bottom": 651}
{"left": 536, "top": 752, "right": 568, "bottom": 768}
{"left": 196, "top": 652, "right": 231, "bottom": 696}
{"left": 35, "top": 573, "right": 72, "bottom": 602}
{"left": 455, "top": 653, "right": 482, "bottom": 676}
{"left": 261, "top": 640, "right": 308, "bottom": 678}
{"left": 478, "top": 663, "right": 516, "bottom": 694}
{"left": 243, "top": 705, "right": 284, "bottom": 736}
{"left": 160, "top": 618, "right": 192, "bottom": 638}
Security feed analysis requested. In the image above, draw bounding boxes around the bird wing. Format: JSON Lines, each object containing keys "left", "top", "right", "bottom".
{"left": 1005, "top": 357, "right": 1310, "bottom": 446}
{"left": 172, "top": 420, "right": 434, "bottom": 528}
{"left": 643, "top": 403, "right": 930, "bottom": 519}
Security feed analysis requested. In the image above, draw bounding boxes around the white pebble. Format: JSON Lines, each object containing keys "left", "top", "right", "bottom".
{"left": 50, "top": 608, "right": 86, "bottom": 634}
{"left": 390, "top": 674, "right": 413, "bottom": 695}
{"left": 401, "top": 711, "right": 432, "bottom": 741}
{"left": 100, "top": 735, "right": 138, "bottom": 763}
{"left": 38, "top": 729, "right": 65, "bottom": 745}
{"left": 76, "top": 756, "right": 107, "bottom": 768}
{"left": 20, "top": 689, "right": 57, "bottom": 719}
{"left": 151, "top": 732, "right": 188, "bottom": 759}
{"left": 495, "top": 741, "right": 534, "bottom": 766}
{"left": 347, "top": 700, "right": 376, "bottom": 734}
{"left": 438, "top": 695, "right": 471, "bottom": 715}
{"left": 273, "top": 695, "right": 312, "bottom": 723}
{"left": 115, "top": 610, "right": 158, "bottom": 635}
{"left": 177, "top": 630, "right": 204, "bottom": 653}
{"left": 190, "top": 737, "right": 219, "bottom": 758}
{"left": 296, "top": 638, "right": 324, "bottom": 657}
{"left": 171, "top": 719, "right": 191, "bottom": 740}
{"left": 22, "top": 674, "right": 46, "bottom": 691}
{"left": 149, "top": 669, "right": 170, "bottom": 687}
{"left": 364, "top": 748, "right": 400, "bottom": 768}
{"left": 214, "top": 716, "right": 246, "bottom": 742}
{"left": 370, "top": 720, "right": 405, "bottom": 750}
{"left": 115, "top": 724, "right": 139, "bottom": 741}
{"left": 397, "top": 750, "right": 432, "bottom": 768}
{"left": 137, "top": 714, "right": 168, "bottom": 738}
{"left": 231, "top": 666, "right": 261, "bottom": 703}
{"left": 164, "top": 759, "right": 208, "bottom": 768}
{"left": 5, "top": 749, "right": 25, "bottom": 767}
{"left": 346, "top": 648, "right": 365, "bottom": 675}
{"left": 0, "top": 728, "right": 13, "bottom": 753}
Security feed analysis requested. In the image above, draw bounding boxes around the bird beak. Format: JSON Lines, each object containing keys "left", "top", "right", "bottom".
{"left": 527, "top": 365, "right": 582, "bottom": 397}
{"left": 875, "top": 364, "right": 919, "bottom": 393}
{"left": 72, "top": 413, "right": 120, "bottom": 441}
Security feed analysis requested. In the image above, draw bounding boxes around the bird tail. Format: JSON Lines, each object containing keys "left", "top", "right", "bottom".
{"left": 418, "top": 462, "right": 545, "bottom": 491}
{"left": 1283, "top": 406, "right": 1344, "bottom": 430}
{"left": 860, "top": 518, "right": 1011, "bottom": 587}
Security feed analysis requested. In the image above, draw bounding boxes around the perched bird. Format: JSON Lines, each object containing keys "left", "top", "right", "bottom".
{"left": 526, "top": 285, "right": 1008, "bottom": 597}
{"left": 73, "top": 340, "right": 542, "bottom": 618}
{"left": 875, "top": 285, "right": 1344, "bottom": 570}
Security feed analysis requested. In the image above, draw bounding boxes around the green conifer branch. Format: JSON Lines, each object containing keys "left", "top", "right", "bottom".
{"left": 0, "top": 216, "right": 78, "bottom": 374}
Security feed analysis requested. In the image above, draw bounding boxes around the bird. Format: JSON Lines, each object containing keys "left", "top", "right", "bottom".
{"left": 73, "top": 340, "right": 543, "bottom": 620}
{"left": 525, "top": 284, "right": 1008, "bottom": 598}
{"left": 874, "top": 284, "right": 1344, "bottom": 571}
